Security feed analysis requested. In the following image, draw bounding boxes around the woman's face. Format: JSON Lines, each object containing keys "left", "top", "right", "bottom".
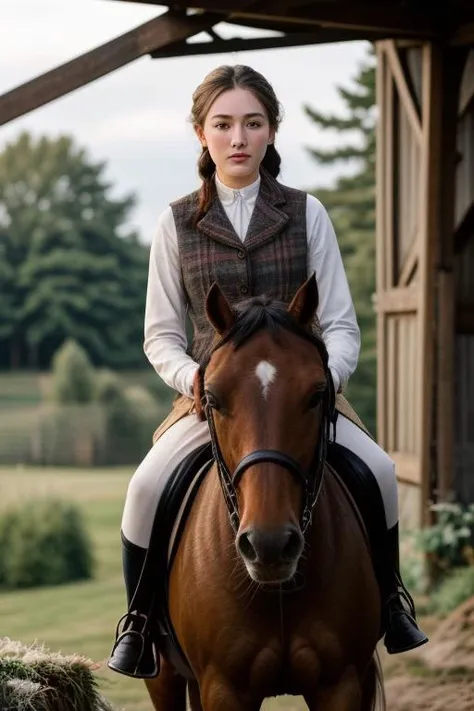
{"left": 196, "top": 87, "right": 275, "bottom": 189}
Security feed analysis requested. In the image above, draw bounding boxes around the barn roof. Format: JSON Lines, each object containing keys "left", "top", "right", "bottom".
{"left": 1, "top": 0, "right": 473, "bottom": 125}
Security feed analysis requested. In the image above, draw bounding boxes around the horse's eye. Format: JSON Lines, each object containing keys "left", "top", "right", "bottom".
{"left": 307, "top": 391, "right": 324, "bottom": 410}
{"left": 205, "top": 391, "right": 220, "bottom": 410}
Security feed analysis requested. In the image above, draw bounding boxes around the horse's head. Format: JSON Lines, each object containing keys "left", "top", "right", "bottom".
{"left": 200, "top": 275, "right": 334, "bottom": 585}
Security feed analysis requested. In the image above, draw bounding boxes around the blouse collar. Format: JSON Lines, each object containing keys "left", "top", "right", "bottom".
{"left": 215, "top": 173, "right": 261, "bottom": 206}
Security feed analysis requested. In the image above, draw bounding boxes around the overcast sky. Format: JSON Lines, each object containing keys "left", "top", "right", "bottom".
{"left": 1, "top": 0, "right": 369, "bottom": 242}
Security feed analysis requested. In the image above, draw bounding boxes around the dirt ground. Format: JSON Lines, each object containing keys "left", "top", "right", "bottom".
{"left": 383, "top": 596, "right": 474, "bottom": 711}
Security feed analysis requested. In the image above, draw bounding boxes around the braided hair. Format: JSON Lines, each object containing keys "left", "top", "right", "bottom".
{"left": 190, "top": 65, "right": 283, "bottom": 225}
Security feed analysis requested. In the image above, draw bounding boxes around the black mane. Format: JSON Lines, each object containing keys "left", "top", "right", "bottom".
{"left": 208, "top": 295, "right": 329, "bottom": 366}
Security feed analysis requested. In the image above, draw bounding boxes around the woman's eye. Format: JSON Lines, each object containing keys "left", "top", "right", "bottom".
{"left": 247, "top": 121, "right": 262, "bottom": 128}
{"left": 214, "top": 123, "right": 229, "bottom": 130}
{"left": 307, "top": 391, "right": 324, "bottom": 410}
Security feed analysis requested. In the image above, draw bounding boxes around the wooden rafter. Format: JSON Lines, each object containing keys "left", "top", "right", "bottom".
{"left": 150, "top": 27, "right": 386, "bottom": 58}
{"left": 0, "top": 9, "right": 222, "bottom": 126}
{"left": 225, "top": 17, "right": 394, "bottom": 41}
{"left": 110, "top": 0, "right": 444, "bottom": 37}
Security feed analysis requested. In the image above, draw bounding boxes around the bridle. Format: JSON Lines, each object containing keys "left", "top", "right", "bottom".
{"left": 201, "top": 332, "right": 336, "bottom": 537}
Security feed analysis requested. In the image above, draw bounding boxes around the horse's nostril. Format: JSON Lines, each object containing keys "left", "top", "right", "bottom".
{"left": 282, "top": 528, "right": 304, "bottom": 562}
{"left": 237, "top": 526, "right": 303, "bottom": 566}
{"left": 237, "top": 531, "right": 257, "bottom": 562}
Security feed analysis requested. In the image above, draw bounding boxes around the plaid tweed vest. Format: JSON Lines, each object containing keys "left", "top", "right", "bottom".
{"left": 171, "top": 168, "right": 309, "bottom": 366}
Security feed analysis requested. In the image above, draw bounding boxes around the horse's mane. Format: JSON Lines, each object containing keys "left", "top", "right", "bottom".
{"left": 206, "top": 295, "right": 329, "bottom": 366}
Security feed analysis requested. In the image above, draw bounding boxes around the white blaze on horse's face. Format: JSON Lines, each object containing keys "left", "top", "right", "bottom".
{"left": 255, "top": 361, "right": 277, "bottom": 400}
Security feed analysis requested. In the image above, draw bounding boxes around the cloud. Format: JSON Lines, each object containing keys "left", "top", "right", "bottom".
{"left": 1, "top": 0, "right": 370, "bottom": 240}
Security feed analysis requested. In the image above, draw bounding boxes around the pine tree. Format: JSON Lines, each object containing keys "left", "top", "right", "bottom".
{"left": 304, "top": 46, "right": 377, "bottom": 434}
{"left": 0, "top": 132, "right": 149, "bottom": 369}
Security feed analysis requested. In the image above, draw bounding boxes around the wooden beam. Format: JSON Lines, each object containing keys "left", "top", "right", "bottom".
{"left": 0, "top": 10, "right": 222, "bottom": 126}
{"left": 226, "top": 16, "right": 392, "bottom": 40}
{"left": 374, "top": 287, "right": 419, "bottom": 314}
{"left": 384, "top": 41, "right": 423, "bottom": 146}
{"left": 376, "top": 44, "right": 387, "bottom": 446}
{"left": 390, "top": 452, "right": 421, "bottom": 486}
{"left": 150, "top": 28, "right": 375, "bottom": 57}
{"left": 435, "top": 48, "right": 468, "bottom": 503}
{"left": 113, "top": 1, "right": 443, "bottom": 37}
{"left": 418, "top": 43, "right": 441, "bottom": 526}
{"left": 454, "top": 201, "right": 474, "bottom": 254}
{"left": 398, "top": 232, "right": 419, "bottom": 286}
{"left": 280, "top": 1, "right": 442, "bottom": 36}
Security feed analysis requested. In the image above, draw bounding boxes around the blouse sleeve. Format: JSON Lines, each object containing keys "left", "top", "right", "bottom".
{"left": 143, "top": 206, "right": 199, "bottom": 398}
{"left": 306, "top": 194, "right": 361, "bottom": 393}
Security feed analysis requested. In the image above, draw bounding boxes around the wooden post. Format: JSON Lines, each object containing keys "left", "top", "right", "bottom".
{"left": 375, "top": 43, "right": 387, "bottom": 445}
{"left": 418, "top": 43, "right": 442, "bottom": 526}
{"left": 435, "top": 48, "right": 468, "bottom": 501}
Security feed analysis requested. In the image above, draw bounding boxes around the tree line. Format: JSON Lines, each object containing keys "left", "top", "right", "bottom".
{"left": 0, "top": 46, "right": 377, "bottom": 430}
{"left": 0, "top": 133, "right": 148, "bottom": 369}
{"left": 305, "top": 46, "right": 376, "bottom": 433}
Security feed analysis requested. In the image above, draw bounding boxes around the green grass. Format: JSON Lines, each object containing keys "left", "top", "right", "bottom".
{"left": 0, "top": 466, "right": 306, "bottom": 710}
{"left": 0, "top": 369, "right": 168, "bottom": 406}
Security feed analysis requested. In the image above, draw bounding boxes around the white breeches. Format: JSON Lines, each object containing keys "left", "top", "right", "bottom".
{"left": 121, "top": 413, "right": 398, "bottom": 549}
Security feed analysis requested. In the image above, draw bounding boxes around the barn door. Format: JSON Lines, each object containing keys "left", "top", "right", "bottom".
{"left": 375, "top": 41, "right": 462, "bottom": 528}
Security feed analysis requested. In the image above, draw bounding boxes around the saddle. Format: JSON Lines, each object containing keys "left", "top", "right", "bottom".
{"left": 144, "top": 438, "right": 387, "bottom": 680}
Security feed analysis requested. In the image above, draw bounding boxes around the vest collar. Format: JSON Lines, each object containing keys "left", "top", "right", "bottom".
{"left": 197, "top": 167, "right": 289, "bottom": 251}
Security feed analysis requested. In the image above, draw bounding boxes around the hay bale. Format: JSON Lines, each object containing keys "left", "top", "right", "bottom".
{"left": 0, "top": 638, "right": 115, "bottom": 711}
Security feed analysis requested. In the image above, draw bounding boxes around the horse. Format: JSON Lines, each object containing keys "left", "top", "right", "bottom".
{"left": 145, "top": 275, "right": 385, "bottom": 711}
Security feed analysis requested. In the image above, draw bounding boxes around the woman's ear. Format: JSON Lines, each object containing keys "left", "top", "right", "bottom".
{"left": 194, "top": 124, "right": 207, "bottom": 148}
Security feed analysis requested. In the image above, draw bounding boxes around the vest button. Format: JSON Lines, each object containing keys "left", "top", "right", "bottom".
{"left": 240, "top": 284, "right": 249, "bottom": 295}
{"left": 237, "top": 250, "right": 245, "bottom": 259}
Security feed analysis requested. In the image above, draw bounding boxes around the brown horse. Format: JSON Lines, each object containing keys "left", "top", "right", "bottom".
{"left": 146, "top": 275, "right": 385, "bottom": 711}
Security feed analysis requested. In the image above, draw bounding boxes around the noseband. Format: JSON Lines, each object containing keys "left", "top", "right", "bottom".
{"left": 202, "top": 333, "right": 336, "bottom": 536}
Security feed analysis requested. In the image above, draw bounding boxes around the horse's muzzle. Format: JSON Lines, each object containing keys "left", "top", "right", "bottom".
{"left": 236, "top": 525, "right": 304, "bottom": 582}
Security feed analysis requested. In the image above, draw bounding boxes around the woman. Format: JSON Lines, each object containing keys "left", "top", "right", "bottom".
{"left": 108, "top": 64, "right": 427, "bottom": 679}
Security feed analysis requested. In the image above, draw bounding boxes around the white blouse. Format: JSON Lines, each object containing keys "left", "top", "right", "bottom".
{"left": 144, "top": 174, "right": 361, "bottom": 398}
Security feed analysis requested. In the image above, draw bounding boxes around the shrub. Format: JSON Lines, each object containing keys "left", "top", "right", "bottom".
{"left": 51, "top": 339, "right": 96, "bottom": 404}
{"left": 0, "top": 498, "right": 94, "bottom": 589}
{"left": 96, "top": 371, "right": 160, "bottom": 464}
{"left": 427, "top": 565, "right": 474, "bottom": 616}
{"left": 417, "top": 502, "right": 474, "bottom": 580}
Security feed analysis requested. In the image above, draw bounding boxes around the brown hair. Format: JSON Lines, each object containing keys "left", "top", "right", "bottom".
{"left": 191, "top": 65, "right": 283, "bottom": 224}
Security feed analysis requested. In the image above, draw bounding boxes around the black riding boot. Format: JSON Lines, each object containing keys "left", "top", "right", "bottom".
{"left": 108, "top": 534, "right": 160, "bottom": 678}
{"left": 382, "top": 523, "right": 428, "bottom": 654}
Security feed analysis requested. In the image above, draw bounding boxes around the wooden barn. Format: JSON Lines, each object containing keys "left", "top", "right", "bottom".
{"left": 1, "top": 1, "right": 473, "bottom": 528}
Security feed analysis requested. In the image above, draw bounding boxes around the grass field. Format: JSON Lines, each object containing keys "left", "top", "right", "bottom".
{"left": 0, "top": 466, "right": 305, "bottom": 711}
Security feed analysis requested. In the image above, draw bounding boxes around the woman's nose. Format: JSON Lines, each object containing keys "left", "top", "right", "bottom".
{"left": 231, "top": 128, "right": 246, "bottom": 147}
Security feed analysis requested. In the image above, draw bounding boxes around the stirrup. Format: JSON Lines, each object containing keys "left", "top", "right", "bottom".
{"left": 108, "top": 611, "right": 159, "bottom": 678}
{"left": 114, "top": 611, "right": 148, "bottom": 638}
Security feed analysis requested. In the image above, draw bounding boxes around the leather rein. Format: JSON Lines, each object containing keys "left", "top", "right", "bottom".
{"left": 201, "top": 333, "right": 336, "bottom": 536}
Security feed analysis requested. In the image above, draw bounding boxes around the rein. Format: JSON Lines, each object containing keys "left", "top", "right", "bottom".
{"left": 201, "top": 331, "right": 336, "bottom": 536}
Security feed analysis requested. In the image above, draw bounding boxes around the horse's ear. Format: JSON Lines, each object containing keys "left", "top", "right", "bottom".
{"left": 205, "top": 282, "right": 236, "bottom": 334}
{"left": 287, "top": 273, "right": 319, "bottom": 325}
